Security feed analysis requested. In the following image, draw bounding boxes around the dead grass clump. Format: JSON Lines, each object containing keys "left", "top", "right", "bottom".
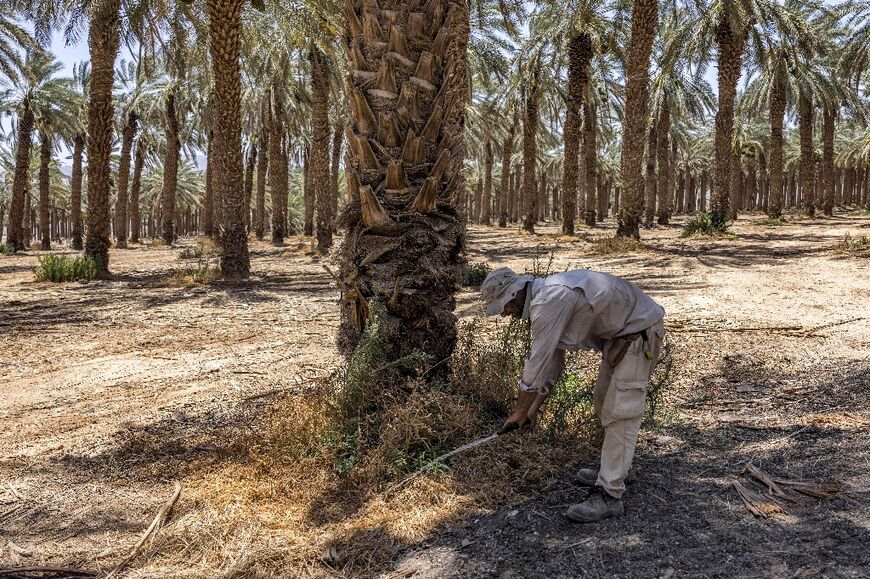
{"left": 588, "top": 236, "right": 650, "bottom": 255}
{"left": 835, "top": 233, "right": 869, "bottom": 255}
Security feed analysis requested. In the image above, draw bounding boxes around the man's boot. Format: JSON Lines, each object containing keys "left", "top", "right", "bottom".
{"left": 565, "top": 486, "right": 624, "bottom": 523}
{"left": 574, "top": 468, "right": 637, "bottom": 487}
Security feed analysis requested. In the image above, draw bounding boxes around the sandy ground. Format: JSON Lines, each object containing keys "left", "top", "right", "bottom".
{"left": 1, "top": 212, "right": 869, "bottom": 578}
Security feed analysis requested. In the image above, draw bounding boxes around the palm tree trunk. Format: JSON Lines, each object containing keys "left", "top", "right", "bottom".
{"left": 204, "top": 129, "right": 215, "bottom": 236}
{"left": 130, "top": 141, "right": 144, "bottom": 243}
{"left": 798, "top": 90, "right": 815, "bottom": 216}
{"left": 207, "top": 0, "right": 250, "bottom": 277}
{"left": 85, "top": 0, "right": 121, "bottom": 272}
{"left": 561, "top": 34, "right": 592, "bottom": 234}
{"left": 255, "top": 95, "right": 269, "bottom": 240}
{"left": 7, "top": 100, "right": 35, "bottom": 250}
{"left": 522, "top": 64, "right": 540, "bottom": 233}
{"left": 482, "top": 138, "right": 493, "bottom": 225}
{"left": 499, "top": 107, "right": 517, "bottom": 228}
{"left": 70, "top": 133, "right": 85, "bottom": 250}
{"left": 311, "top": 44, "right": 333, "bottom": 253}
{"left": 712, "top": 19, "right": 745, "bottom": 228}
{"left": 162, "top": 92, "right": 180, "bottom": 245}
{"left": 616, "top": 0, "right": 657, "bottom": 239}
{"left": 822, "top": 105, "right": 835, "bottom": 216}
{"left": 584, "top": 98, "right": 598, "bottom": 227}
{"left": 643, "top": 122, "right": 656, "bottom": 227}
{"left": 303, "top": 147, "right": 314, "bottom": 236}
{"left": 729, "top": 151, "right": 741, "bottom": 220}
{"left": 116, "top": 111, "right": 138, "bottom": 249}
{"left": 337, "top": 0, "right": 468, "bottom": 371}
{"left": 244, "top": 144, "right": 256, "bottom": 232}
{"left": 655, "top": 103, "right": 671, "bottom": 224}
{"left": 330, "top": 121, "right": 344, "bottom": 232}
{"left": 38, "top": 132, "right": 51, "bottom": 250}
{"left": 768, "top": 71, "right": 785, "bottom": 219}
{"left": 268, "top": 85, "right": 287, "bottom": 244}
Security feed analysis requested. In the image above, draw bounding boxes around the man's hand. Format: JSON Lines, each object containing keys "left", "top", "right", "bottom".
{"left": 499, "top": 390, "right": 536, "bottom": 434}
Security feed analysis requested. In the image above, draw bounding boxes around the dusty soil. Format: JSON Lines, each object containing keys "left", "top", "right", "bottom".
{"left": 1, "top": 212, "right": 869, "bottom": 578}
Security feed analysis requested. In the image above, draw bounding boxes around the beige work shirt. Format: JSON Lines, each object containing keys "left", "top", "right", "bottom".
{"left": 518, "top": 270, "right": 665, "bottom": 394}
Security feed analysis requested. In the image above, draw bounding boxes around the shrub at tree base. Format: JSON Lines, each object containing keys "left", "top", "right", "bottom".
{"left": 460, "top": 262, "right": 491, "bottom": 287}
{"left": 179, "top": 307, "right": 675, "bottom": 576}
{"left": 681, "top": 212, "right": 729, "bottom": 237}
{"left": 0, "top": 243, "right": 15, "bottom": 256}
{"left": 34, "top": 254, "right": 99, "bottom": 282}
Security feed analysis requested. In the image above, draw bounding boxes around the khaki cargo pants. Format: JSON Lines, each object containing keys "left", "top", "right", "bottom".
{"left": 593, "top": 320, "right": 666, "bottom": 499}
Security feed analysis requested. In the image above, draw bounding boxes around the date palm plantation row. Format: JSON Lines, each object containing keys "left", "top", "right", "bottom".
{"left": 2, "top": 0, "right": 870, "bottom": 364}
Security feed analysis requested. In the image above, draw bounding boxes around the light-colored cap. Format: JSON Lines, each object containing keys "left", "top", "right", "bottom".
{"left": 480, "top": 267, "right": 533, "bottom": 316}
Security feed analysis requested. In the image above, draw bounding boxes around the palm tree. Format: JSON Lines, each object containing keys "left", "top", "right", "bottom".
{"left": 0, "top": 5, "right": 33, "bottom": 82}
{"left": 336, "top": 0, "right": 470, "bottom": 369}
{"left": 113, "top": 59, "right": 147, "bottom": 249}
{"left": 615, "top": 0, "right": 658, "bottom": 239}
{"left": 69, "top": 62, "right": 88, "bottom": 250}
{"left": 1, "top": 50, "right": 72, "bottom": 250}
{"left": 310, "top": 43, "right": 333, "bottom": 254}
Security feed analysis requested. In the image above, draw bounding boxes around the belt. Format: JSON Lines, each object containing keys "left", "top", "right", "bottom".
{"left": 604, "top": 327, "right": 653, "bottom": 368}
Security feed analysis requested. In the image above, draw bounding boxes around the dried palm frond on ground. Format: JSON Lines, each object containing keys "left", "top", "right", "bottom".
{"left": 734, "top": 463, "right": 842, "bottom": 518}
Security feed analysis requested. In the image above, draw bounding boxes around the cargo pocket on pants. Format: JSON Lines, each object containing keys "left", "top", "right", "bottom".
{"left": 602, "top": 380, "right": 648, "bottom": 425}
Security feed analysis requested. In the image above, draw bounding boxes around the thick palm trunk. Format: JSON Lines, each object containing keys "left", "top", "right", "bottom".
{"left": 655, "top": 103, "right": 671, "bottom": 224}
{"left": 85, "top": 0, "right": 121, "bottom": 272}
{"left": 204, "top": 130, "right": 215, "bottom": 236}
{"left": 643, "top": 123, "right": 656, "bottom": 226}
{"left": 822, "top": 105, "right": 835, "bottom": 216}
{"left": 207, "top": 0, "right": 250, "bottom": 278}
{"left": 130, "top": 141, "right": 144, "bottom": 243}
{"left": 303, "top": 147, "right": 314, "bottom": 236}
{"left": 268, "top": 86, "right": 287, "bottom": 243}
{"left": 70, "top": 133, "right": 85, "bottom": 250}
{"left": 482, "top": 138, "right": 493, "bottom": 225}
{"left": 162, "top": 93, "right": 180, "bottom": 244}
{"left": 244, "top": 145, "right": 256, "bottom": 231}
{"left": 255, "top": 102, "right": 269, "bottom": 240}
{"left": 116, "top": 111, "right": 138, "bottom": 249}
{"left": 311, "top": 45, "right": 333, "bottom": 253}
{"left": 712, "top": 19, "right": 745, "bottom": 228}
{"left": 522, "top": 65, "right": 540, "bottom": 233}
{"left": 560, "top": 34, "right": 592, "bottom": 234}
{"left": 616, "top": 0, "right": 657, "bottom": 239}
{"left": 498, "top": 107, "right": 517, "bottom": 228}
{"left": 584, "top": 98, "right": 598, "bottom": 226}
{"left": 798, "top": 91, "right": 815, "bottom": 216}
{"left": 38, "top": 132, "right": 51, "bottom": 250}
{"left": 337, "top": 0, "right": 468, "bottom": 370}
{"left": 768, "top": 76, "right": 785, "bottom": 217}
{"left": 7, "top": 101, "right": 35, "bottom": 250}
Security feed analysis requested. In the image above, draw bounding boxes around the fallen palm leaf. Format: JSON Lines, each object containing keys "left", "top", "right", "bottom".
{"left": 732, "top": 480, "right": 786, "bottom": 518}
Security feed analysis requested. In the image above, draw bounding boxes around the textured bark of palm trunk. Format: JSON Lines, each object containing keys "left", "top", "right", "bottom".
{"left": 70, "top": 134, "right": 85, "bottom": 249}
{"left": 539, "top": 171, "right": 548, "bottom": 222}
{"left": 508, "top": 167, "right": 517, "bottom": 223}
{"left": 799, "top": 91, "right": 815, "bottom": 217}
{"left": 8, "top": 101, "right": 34, "bottom": 250}
{"left": 616, "top": 0, "right": 657, "bottom": 239}
{"left": 655, "top": 103, "right": 671, "bottom": 224}
{"left": 336, "top": 0, "right": 468, "bottom": 372}
{"left": 712, "top": 20, "right": 744, "bottom": 228}
{"left": 822, "top": 106, "right": 835, "bottom": 216}
{"left": 311, "top": 45, "right": 333, "bottom": 253}
{"left": 244, "top": 145, "right": 256, "bottom": 231}
{"left": 255, "top": 96, "right": 269, "bottom": 240}
{"left": 758, "top": 153, "right": 768, "bottom": 212}
{"left": 522, "top": 65, "right": 540, "bottom": 233}
{"left": 561, "top": 34, "right": 592, "bottom": 234}
{"left": 699, "top": 169, "right": 708, "bottom": 212}
{"left": 25, "top": 194, "right": 32, "bottom": 246}
{"left": 643, "top": 123, "right": 656, "bottom": 226}
{"left": 675, "top": 170, "right": 684, "bottom": 214}
{"left": 481, "top": 138, "right": 493, "bottom": 225}
{"left": 584, "top": 98, "right": 597, "bottom": 227}
{"left": 130, "top": 142, "right": 143, "bottom": 243}
{"left": 303, "top": 148, "right": 314, "bottom": 236}
{"left": 269, "top": 86, "right": 288, "bottom": 243}
{"left": 85, "top": 0, "right": 120, "bottom": 272}
{"left": 204, "top": 130, "right": 215, "bottom": 236}
{"left": 161, "top": 93, "right": 180, "bottom": 245}
{"left": 498, "top": 109, "right": 515, "bottom": 228}
{"left": 208, "top": 0, "right": 249, "bottom": 278}
{"left": 116, "top": 111, "right": 138, "bottom": 249}
{"left": 729, "top": 152, "right": 741, "bottom": 220}
{"left": 38, "top": 133, "right": 52, "bottom": 250}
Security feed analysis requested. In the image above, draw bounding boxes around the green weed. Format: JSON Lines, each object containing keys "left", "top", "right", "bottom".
{"left": 460, "top": 262, "right": 491, "bottom": 287}
{"left": 177, "top": 243, "right": 205, "bottom": 260}
{"left": 0, "top": 243, "right": 15, "bottom": 256}
{"left": 681, "top": 212, "right": 728, "bottom": 237}
{"left": 838, "top": 233, "right": 869, "bottom": 252}
{"left": 34, "top": 254, "right": 98, "bottom": 282}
